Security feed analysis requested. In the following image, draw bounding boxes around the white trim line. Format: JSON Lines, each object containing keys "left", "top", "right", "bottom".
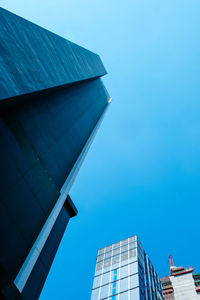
{"left": 14, "top": 103, "right": 110, "bottom": 292}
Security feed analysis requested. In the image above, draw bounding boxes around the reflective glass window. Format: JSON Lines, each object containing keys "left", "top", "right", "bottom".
{"left": 113, "top": 248, "right": 120, "bottom": 256}
{"left": 130, "top": 287, "right": 139, "bottom": 298}
{"left": 97, "top": 254, "right": 104, "bottom": 262}
{"left": 113, "top": 242, "right": 120, "bottom": 249}
{"left": 112, "top": 288, "right": 116, "bottom": 295}
{"left": 100, "top": 284, "right": 109, "bottom": 299}
{"left": 129, "top": 242, "right": 137, "bottom": 250}
{"left": 121, "top": 252, "right": 128, "bottom": 262}
{"left": 137, "top": 239, "right": 143, "bottom": 250}
{"left": 102, "top": 272, "right": 110, "bottom": 285}
{"left": 98, "top": 248, "right": 104, "bottom": 255}
{"left": 130, "top": 274, "right": 139, "bottom": 289}
{"left": 109, "top": 281, "right": 118, "bottom": 297}
{"left": 104, "top": 258, "right": 111, "bottom": 268}
{"left": 105, "top": 251, "right": 112, "bottom": 259}
{"left": 130, "top": 262, "right": 138, "bottom": 275}
{"left": 121, "top": 245, "right": 128, "bottom": 253}
{"left": 119, "top": 277, "right": 128, "bottom": 293}
{"left": 93, "top": 275, "right": 101, "bottom": 289}
{"left": 96, "top": 261, "right": 103, "bottom": 271}
{"left": 105, "top": 245, "right": 112, "bottom": 252}
{"left": 129, "top": 236, "right": 136, "bottom": 242}
{"left": 91, "top": 288, "right": 99, "bottom": 300}
{"left": 119, "top": 291, "right": 129, "bottom": 300}
{"left": 137, "top": 247, "right": 144, "bottom": 260}
{"left": 112, "top": 255, "right": 120, "bottom": 265}
{"left": 112, "top": 269, "right": 118, "bottom": 282}
{"left": 119, "top": 265, "right": 128, "bottom": 279}
{"left": 121, "top": 239, "right": 128, "bottom": 246}
{"left": 129, "top": 249, "right": 136, "bottom": 258}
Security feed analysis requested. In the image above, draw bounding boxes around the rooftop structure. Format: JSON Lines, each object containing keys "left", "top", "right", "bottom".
{"left": 161, "top": 255, "right": 200, "bottom": 300}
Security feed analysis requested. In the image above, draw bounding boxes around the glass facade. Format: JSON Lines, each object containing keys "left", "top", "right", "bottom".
{"left": 91, "top": 235, "right": 164, "bottom": 300}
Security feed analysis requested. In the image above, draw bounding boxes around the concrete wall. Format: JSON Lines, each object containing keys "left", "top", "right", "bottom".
{"left": 170, "top": 273, "right": 200, "bottom": 300}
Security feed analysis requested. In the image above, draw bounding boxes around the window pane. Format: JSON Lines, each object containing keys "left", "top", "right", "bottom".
{"left": 91, "top": 288, "right": 99, "bottom": 300}
{"left": 112, "top": 269, "right": 118, "bottom": 282}
{"left": 119, "top": 291, "right": 129, "bottom": 300}
{"left": 100, "top": 284, "right": 109, "bottom": 299}
{"left": 129, "top": 236, "right": 136, "bottom": 242}
{"left": 113, "top": 242, "right": 120, "bottom": 249}
{"left": 129, "top": 242, "right": 137, "bottom": 250}
{"left": 119, "top": 265, "right": 128, "bottom": 279}
{"left": 93, "top": 275, "right": 101, "bottom": 289}
{"left": 121, "top": 239, "right": 128, "bottom": 246}
{"left": 129, "top": 249, "right": 136, "bottom": 258}
{"left": 105, "top": 245, "right": 112, "bottom": 252}
{"left": 121, "top": 252, "right": 128, "bottom": 262}
{"left": 96, "top": 261, "right": 103, "bottom": 271}
{"left": 137, "top": 247, "right": 144, "bottom": 259}
{"left": 105, "top": 251, "right": 112, "bottom": 259}
{"left": 121, "top": 245, "right": 128, "bottom": 253}
{"left": 130, "top": 274, "right": 139, "bottom": 289}
{"left": 98, "top": 249, "right": 104, "bottom": 255}
{"left": 112, "top": 255, "right": 120, "bottom": 265}
{"left": 113, "top": 248, "right": 120, "bottom": 256}
{"left": 104, "top": 258, "right": 111, "bottom": 269}
{"left": 130, "top": 262, "right": 138, "bottom": 275}
{"left": 137, "top": 239, "right": 143, "bottom": 251}
{"left": 130, "top": 287, "right": 139, "bottom": 298}
{"left": 119, "top": 277, "right": 128, "bottom": 293}
{"left": 109, "top": 283, "right": 118, "bottom": 296}
{"left": 97, "top": 254, "right": 104, "bottom": 262}
{"left": 112, "top": 288, "right": 117, "bottom": 295}
{"left": 102, "top": 272, "right": 110, "bottom": 285}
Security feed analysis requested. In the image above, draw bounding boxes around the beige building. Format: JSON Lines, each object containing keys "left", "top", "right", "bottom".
{"left": 161, "top": 255, "right": 200, "bottom": 300}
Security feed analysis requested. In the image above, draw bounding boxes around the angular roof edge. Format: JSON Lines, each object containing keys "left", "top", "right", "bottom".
{"left": 0, "top": 7, "right": 107, "bottom": 101}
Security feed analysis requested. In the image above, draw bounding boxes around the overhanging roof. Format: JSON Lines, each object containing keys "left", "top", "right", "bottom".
{"left": 0, "top": 8, "right": 107, "bottom": 101}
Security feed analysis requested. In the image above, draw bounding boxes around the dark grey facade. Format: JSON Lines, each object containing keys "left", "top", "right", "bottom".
{"left": 0, "top": 8, "right": 110, "bottom": 299}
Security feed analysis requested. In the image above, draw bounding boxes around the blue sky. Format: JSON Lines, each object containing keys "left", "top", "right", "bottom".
{"left": 2, "top": 1, "right": 200, "bottom": 299}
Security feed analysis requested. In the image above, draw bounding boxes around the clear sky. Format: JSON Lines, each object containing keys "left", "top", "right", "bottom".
{"left": 1, "top": 1, "right": 200, "bottom": 299}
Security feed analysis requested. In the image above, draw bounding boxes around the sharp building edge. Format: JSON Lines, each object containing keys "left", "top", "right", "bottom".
{"left": 0, "top": 7, "right": 107, "bottom": 101}
{"left": 0, "top": 8, "right": 111, "bottom": 300}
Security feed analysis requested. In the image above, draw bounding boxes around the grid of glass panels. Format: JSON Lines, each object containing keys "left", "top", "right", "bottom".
{"left": 96, "top": 236, "right": 137, "bottom": 273}
{"left": 91, "top": 236, "right": 139, "bottom": 300}
{"left": 91, "top": 235, "right": 164, "bottom": 300}
{"left": 91, "top": 265, "right": 139, "bottom": 300}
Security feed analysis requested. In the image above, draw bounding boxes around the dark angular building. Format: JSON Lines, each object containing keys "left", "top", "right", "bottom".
{"left": 0, "top": 8, "right": 111, "bottom": 300}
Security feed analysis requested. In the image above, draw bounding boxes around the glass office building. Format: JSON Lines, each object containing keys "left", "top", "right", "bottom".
{"left": 91, "top": 235, "right": 164, "bottom": 300}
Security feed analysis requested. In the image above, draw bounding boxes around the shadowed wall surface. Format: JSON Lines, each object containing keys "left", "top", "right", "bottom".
{"left": 0, "top": 8, "right": 110, "bottom": 300}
